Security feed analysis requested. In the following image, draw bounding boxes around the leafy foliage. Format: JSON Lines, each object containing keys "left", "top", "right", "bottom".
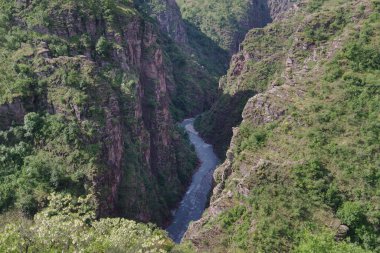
{"left": 0, "top": 112, "right": 100, "bottom": 215}
{"left": 96, "top": 36, "right": 111, "bottom": 57}
{"left": 0, "top": 193, "right": 174, "bottom": 252}
{"left": 294, "top": 230, "right": 371, "bottom": 253}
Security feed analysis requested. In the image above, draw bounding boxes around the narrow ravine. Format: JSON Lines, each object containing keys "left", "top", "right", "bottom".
{"left": 166, "top": 118, "right": 219, "bottom": 243}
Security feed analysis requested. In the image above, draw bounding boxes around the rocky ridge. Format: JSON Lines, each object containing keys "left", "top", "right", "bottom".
{"left": 185, "top": 0, "right": 380, "bottom": 251}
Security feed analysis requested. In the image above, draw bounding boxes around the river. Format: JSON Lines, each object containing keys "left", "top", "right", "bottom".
{"left": 166, "top": 118, "right": 219, "bottom": 243}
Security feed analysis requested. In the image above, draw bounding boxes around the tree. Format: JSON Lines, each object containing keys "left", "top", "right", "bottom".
{"left": 0, "top": 193, "right": 174, "bottom": 252}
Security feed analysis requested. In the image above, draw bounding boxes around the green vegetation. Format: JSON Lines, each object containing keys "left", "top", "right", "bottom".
{"left": 187, "top": 0, "right": 380, "bottom": 252}
{"left": 307, "top": 0, "right": 328, "bottom": 12}
{"left": 194, "top": 18, "right": 294, "bottom": 159}
{"left": 0, "top": 112, "right": 100, "bottom": 216}
{"left": 163, "top": 33, "right": 225, "bottom": 120}
{"left": 95, "top": 36, "right": 111, "bottom": 57}
{"left": 177, "top": 0, "right": 263, "bottom": 52}
{"left": 294, "top": 230, "right": 371, "bottom": 253}
{"left": 1, "top": 0, "right": 379, "bottom": 252}
{"left": 0, "top": 194, "right": 174, "bottom": 252}
{"left": 0, "top": 0, "right": 198, "bottom": 238}
{"left": 0, "top": 0, "right": 136, "bottom": 105}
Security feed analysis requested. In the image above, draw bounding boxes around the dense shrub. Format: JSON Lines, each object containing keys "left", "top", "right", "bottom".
{"left": 95, "top": 36, "right": 111, "bottom": 57}
{"left": 0, "top": 194, "right": 174, "bottom": 252}
{"left": 295, "top": 231, "right": 370, "bottom": 253}
{"left": 307, "top": 0, "right": 327, "bottom": 12}
{"left": 0, "top": 113, "right": 99, "bottom": 214}
{"left": 177, "top": 0, "right": 256, "bottom": 51}
{"left": 343, "top": 42, "right": 380, "bottom": 71}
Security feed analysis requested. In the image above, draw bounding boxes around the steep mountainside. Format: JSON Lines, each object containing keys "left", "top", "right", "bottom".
{"left": 1, "top": 0, "right": 379, "bottom": 252}
{"left": 136, "top": 0, "right": 188, "bottom": 44}
{"left": 194, "top": 0, "right": 293, "bottom": 158}
{"left": 136, "top": 0, "right": 229, "bottom": 118}
{"left": 125, "top": 0, "right": 227, "bottom": 122}
{"left": 177, "top": 0, "right": 291, "bottom": 53}
{"left": 185, "top": 0, "right": 380, "bottom": 252}
{"left": 0, "top": 0, "right": 200, "bottom": 226}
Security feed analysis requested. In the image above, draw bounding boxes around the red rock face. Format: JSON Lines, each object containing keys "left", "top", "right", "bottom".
{"left": 91, "top": 17, "right": 191, "bottom": 223}
{"left": 1, "top": 1, "right": 197, "bottom": 225}
{"left": 103, "top": 94, "right": 124, "bottom": 215}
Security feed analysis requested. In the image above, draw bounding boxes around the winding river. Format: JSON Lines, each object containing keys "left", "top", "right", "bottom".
{"left": 166, "top": 118, "right": 219, "bottom": 243}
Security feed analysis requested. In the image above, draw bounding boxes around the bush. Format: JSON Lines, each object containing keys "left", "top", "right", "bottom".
{"left": 95, "top": 36, "right": 110, "bottom": 57}
{"left": 337, "top": 202, "right": 366, "bottom": 228}
{"left": 23, "top": 113, "right": 43, "bottom": 138}
{"left": 16, "top": 192, "right": 38, "bottom": 217}
{"left": 343, "top": 43, "right": 380, "bottom": 71}
{"left": 236, "top": 124, "right": 268, "bottom": 153}
{"left": 0, "top": 184, "right": 15, "bottom": 212}
{"left": 0, "top": 112, "right": 99, "bottom": 215}
{"left": 307, "top": 0, "right": 327, "bottom": 12}
{"left": 0, "top": 193, "right": 174, "bottom": 252}
{"left": 293, "top": 160, "right": 334, "bottom": 203}
{"left": 295, "top": 230, "right": 370, "bottom": 253}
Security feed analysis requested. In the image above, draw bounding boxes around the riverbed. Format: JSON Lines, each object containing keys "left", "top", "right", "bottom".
{"left": 166, "top": 118, "right": 219, "bottom": 243}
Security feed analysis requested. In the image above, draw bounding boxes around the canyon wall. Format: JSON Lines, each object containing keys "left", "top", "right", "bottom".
{"left": 177, "top": 0, "right": 292, "bottom": 54}
{"left": 185, "top": 0, "right": 380, "bottom": 251}
{"left": 194, "top": 0, "right": 293, "bottom": 158}
{"left": 0, "top": 0, "right": 197, "bottom": 225}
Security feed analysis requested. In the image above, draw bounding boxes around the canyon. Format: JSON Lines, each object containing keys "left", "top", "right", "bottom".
{"left": 0, "top": 0, "right": 281, "bottom": 225}
{"left": 0, "top": 0, "right": 379, "bottom": 252}
{"left": 167, "top": 118, "right": 219, "bottom": 243}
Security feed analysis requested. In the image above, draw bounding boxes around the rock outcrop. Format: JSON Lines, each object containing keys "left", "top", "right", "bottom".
{"left": 0, "top": 99, "right": 26, "bottom": 130}
{"left": 144, "top": 0, "right": 188, "bottom": 44}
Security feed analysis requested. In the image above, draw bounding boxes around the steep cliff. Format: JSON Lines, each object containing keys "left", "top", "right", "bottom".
{"left": 135, "top": 0, "right": 228, "bottom": 119}
{"left": 185, "top": 0, "right": 380, "bottom": 251}
{"left": 135, "top": 0, "right": 188, "bottom": 44}
{"left": 177, "top": 0, "right": 291, "bottom": 54}
{"left": 0, "top": 0, "right": 197, "bottom": 225}
{"left": 195, "top": 0, "right": 293, "bottom": 158}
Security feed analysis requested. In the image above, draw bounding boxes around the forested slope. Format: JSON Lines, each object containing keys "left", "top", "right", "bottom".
{"left": 0, "top": 0, "right": 202, "bottom": 228}
{"left": 186, "top": 0, "right": 380, "bottom": 252}
{"left": 0, "top": 0, "right": 379, "bottom": 252}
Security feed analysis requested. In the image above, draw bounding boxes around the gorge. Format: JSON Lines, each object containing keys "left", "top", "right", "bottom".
{"left": 0, "top": 0, "right": 379, "bottom": 252}
{"left": 167, "top": 118, "right": 219, "bottom": 243}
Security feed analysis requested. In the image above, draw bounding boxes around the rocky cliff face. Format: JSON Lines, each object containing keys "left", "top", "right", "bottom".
{"left": 136, "top": 0, "right": 188, "bottom": 44}
{"left": 0, "top": 0, "right": 196, "bottom": 225}
{"left": 232, "top": 0, "right": 293, "bottom": 52}
{"left": 136, "top": 0, "right": 228, "bottom": 118}
{"left": 195, "top": 0, "right": 294, "bottom": 158}
{"left": 177, "top": 0, "right": 292, "bottom": 54}
{"left": 0, "top": 99, "right": 26, "bottom": 130}
{"left": 185, "top": 0, "right": 380, "bottom": 251}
